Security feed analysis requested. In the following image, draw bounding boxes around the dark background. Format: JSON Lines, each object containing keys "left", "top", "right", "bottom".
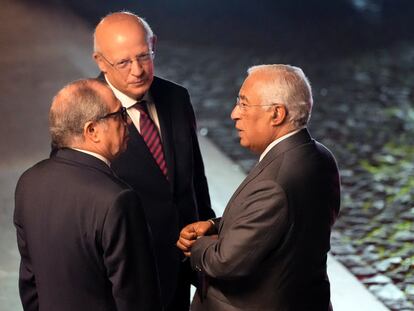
{"left": 37, "top": 0, "right": 414, "bottom": 57}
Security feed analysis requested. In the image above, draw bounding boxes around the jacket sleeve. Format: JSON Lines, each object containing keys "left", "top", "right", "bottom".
{"left": 190, "top": 179, "right": 288, "bottom": 280}
{"left": 14, "top": 178, "right": 39, "bottom": 311}
{"left": 185, "top": 90, "right": 216, "bottom": 220}
{"left": 102, "top": 190, "right": 162, "bottom": 311}
{"left": 15, "top": 221, "right": 39, "bottom": 311}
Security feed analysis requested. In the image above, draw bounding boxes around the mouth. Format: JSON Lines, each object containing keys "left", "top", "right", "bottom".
{"left": 129, "top": 79, "right": 147, "bottom": 87}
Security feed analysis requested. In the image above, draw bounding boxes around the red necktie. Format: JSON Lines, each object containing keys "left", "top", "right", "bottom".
{"left": 135, "top": 101, "right": 168, "bottom": 178}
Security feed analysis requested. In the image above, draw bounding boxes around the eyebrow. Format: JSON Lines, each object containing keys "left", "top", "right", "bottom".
{"left": 115, "top": 51, "right": 152, "bottom": 62}
{"left": 238, "top": 94, "right": 250, "bottom": 103}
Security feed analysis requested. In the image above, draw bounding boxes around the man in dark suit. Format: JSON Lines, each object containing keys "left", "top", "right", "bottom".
{"left": 14, "top": 79, "right": 161, "bottom": 311}
{"left": 177, "top": 65, "right": 341, "bottom": 310}
{"left": 92, "top": 11, "right": 215, "bottom": 311}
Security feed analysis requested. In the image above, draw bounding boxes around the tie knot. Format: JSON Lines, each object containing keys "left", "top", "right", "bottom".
{"left": 135, "top": 100, "right": 148, "bottom": 114}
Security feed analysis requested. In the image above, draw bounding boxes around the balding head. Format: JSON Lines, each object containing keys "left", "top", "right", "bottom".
{"left": 49, "top": 79, "right": 111, "bottom": 148}
{"left": 94, "top": 11, "right": 154, "bottom": 53}
{"left": 92, "top": 11, "right": 156, "bottom": 100}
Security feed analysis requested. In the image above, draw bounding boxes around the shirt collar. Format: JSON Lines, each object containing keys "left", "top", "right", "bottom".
{"left": 71, "top": 148, "right": 111, "bottom": 167}
{"left": 259, "top": 128, "right": 303, "bottom": 162}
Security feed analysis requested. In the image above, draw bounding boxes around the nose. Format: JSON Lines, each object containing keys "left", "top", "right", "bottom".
{"left": 130, "top": 58, "right": 144, "bottom": 76}
{"left": 231, "top": 104, "right": 240, "bottom": 121}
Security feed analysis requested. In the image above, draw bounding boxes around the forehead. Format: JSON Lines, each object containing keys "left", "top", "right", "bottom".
{"left": 98, "top": 19, "right": 150, "bottom": 58}
{"left": 239, "top": 74, "right": 262, "bottom": 100}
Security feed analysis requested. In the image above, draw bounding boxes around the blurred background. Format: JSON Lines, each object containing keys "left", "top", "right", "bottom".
{"left": 1, "top": 0, "right": 413, "bottom": 310}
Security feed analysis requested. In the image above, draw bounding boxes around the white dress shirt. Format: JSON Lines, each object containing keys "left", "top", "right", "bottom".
{"left": 259, "top": 128, "right": 303, "bottom": 162}
{"left": 105, "top": 77, "right": 162, "bottom": 138}
{"left": 72, "top": 148, "right": 111, "bottom": 167}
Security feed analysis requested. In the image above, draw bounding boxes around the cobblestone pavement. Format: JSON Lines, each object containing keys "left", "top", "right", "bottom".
{"left": 154, "top": 42, "right": 414, "bottom": 310}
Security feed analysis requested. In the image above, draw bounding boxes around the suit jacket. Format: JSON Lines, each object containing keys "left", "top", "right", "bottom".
{"left": 190, "top": 129, "right": 340, "bottom": 311}
{"left": 101, "top": 75, "right": 215, "bottom": 307}
{"left": 14, "top": 149, "right": 161, "bottom": 311}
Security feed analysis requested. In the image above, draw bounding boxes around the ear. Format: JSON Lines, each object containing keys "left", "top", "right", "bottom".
{"left": 93, "top": 52, "right": 107, "bottom": 74}
{"left": 84, "top": 121, "right": 101, "bottom": 143}
{"left": 271, "top": 105, "right": 287, "bottom": 126}
{"left": 150, "top": 35, "right": 157, "bottom": 53}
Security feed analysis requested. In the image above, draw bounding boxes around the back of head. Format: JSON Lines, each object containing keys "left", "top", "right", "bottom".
{"left": 49, "top": 79, "right": 110, "bottom": 149}
{"left": 248, "top": 64, "right": 313, "bottom": 129}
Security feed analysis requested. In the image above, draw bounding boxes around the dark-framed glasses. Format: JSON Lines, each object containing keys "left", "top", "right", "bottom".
{"left": 97, "top": 106, "right": 128, "bottom": 123}
{"left": 99, "top": 51, "right": 155, "bottom": 73}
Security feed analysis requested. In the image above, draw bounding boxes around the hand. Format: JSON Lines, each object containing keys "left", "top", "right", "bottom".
{"left": 176, "top": 221, "right": 214, "bottom": 256}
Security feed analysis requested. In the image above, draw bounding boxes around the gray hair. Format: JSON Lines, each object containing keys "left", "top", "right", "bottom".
{"left": 93, "top": 11, "right": 154, "bottom": 52}
{"left": 49, "top": 79, "right": 110, "bottom": 148}
{"left": 247, "top": 64, "right": 313, "bottom": 128}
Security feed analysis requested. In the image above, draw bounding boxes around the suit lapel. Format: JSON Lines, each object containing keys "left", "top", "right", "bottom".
{"left": 221, "top": 129, "right": 313, "bottom": 224}
{"left": 125, "top": 120, "right": 168, "bottom": 178}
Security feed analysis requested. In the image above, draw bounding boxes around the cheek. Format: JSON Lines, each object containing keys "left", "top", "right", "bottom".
{"left": 145, "top": 62, "right": 154, "bottom": 73}
{"left": 108, "top": 73, "right": 127, "bottom": 88}
{"left": 117, "top": 124, "right": 125, "bottom": 136}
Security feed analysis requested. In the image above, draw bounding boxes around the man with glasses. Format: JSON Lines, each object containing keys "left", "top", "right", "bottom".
{"left": 92, "top": 11, "right": 215, "bottom": 310}
{"left": 14, "top": 79, "right": 161, "bottom": 311}
{"left": 177, "top": 65, "right": 340, "bottom": 310}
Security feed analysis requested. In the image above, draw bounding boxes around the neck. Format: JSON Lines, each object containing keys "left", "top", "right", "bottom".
{"left": 71, "top": 145, "right": 112, "bottom": 167}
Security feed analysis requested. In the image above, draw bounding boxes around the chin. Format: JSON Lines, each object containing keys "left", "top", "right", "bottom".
{"left": 129, "top": 85, "right": 151, "bottom": 99}
{"left": 239, "top": 138, "right": 247, "bottom": 147}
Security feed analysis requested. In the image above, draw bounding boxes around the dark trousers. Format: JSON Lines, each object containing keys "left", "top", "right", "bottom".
{"left": 166, "top": 261, "right": 192, "bottom": 311}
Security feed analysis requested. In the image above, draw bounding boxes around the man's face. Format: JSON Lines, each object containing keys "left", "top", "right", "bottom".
{"left": 94, "top": 22, "right": 154, "bottom": 100}
{"left": 231, "top": 74, "right": 276, "bottom": 154}
{"left": 98, "top": 90, "right": 129, "bottom": 161}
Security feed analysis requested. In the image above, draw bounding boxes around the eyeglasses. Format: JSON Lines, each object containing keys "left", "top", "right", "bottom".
{"left": 97, "top": 106, "right": 128, "bottom": 123}
{"left": 235, "top": 96, "right": 280, "bottom": 110}
{"left": 99, "top": 51, "right": 155, "bottom": 73}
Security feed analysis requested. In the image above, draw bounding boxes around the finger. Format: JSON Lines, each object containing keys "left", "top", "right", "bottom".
{"left": 180, "top": 230, "right": 197, "bottom": 240}
{"left": 179, "top": 237, "right": 196, "bottom": 249}
{"left": 176, "top": 240, "right": 189, "bottom": 252}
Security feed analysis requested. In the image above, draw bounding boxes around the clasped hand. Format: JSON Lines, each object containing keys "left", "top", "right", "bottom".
{"left": 176, "top": 221, "right": 214, "bottom": 257}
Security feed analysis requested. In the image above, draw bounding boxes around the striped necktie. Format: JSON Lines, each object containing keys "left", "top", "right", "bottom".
{"left": 135, "top": 101, "right": 168, "bottom": 178}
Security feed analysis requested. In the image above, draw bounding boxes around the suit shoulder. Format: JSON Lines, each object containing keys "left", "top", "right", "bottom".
{"left": 152, "top": 76, "right": 189, "bottom": 94}
{"left": 314, "top": 141, "right": 338, "bottom": 162}
{"left": 16, "top": 158, "right": 52, "bottom": 186}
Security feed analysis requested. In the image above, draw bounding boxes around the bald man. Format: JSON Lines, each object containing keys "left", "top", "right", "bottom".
{"left": 93, "top": 12, "right": 215, "bottom": 310}
{"left": 15, "top": 79, "right": 161, "bottom": 311}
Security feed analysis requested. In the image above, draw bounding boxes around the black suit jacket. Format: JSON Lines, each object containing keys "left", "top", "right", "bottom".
{"left": 101, "top": 75, "right": 215, "bottom": 306}
{"left": 191, "top": 129, "right": 340, "bottom": 310}
{"left": 14, "top": 149, "right": 161, "bottom": 311}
